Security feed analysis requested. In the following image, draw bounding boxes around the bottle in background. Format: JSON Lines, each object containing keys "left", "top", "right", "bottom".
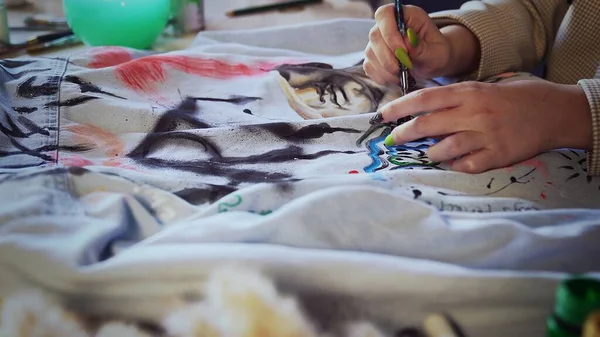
{"left": 583, "top": 311, "right": 600, "bottom": 337}
{"left": 0, "top": 0, "right": 9, "bottom": 45}
{"left": 169, "top": 0, "right": 205, "bottom": 37}
{"left": 546, "top": 277, "right": 600, "bottom": 337}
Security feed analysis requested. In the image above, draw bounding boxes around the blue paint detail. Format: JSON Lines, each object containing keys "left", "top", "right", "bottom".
{"left": 363, "top": 132, "right": 443, "bottom": 172}
{"left": 364, "top": 134, "right": 388, "bottom": 173}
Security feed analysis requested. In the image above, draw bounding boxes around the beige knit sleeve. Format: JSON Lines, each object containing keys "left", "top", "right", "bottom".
{"left": 578, "top": 79, "right": 600, "bottom": 176}
{"left": 429, "top": 0, "right": 566, "bottom": 80}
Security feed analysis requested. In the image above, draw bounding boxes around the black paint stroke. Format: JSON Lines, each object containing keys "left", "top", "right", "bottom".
{"left": 0, "top": 110, "right": 50, "bottom": 138}
{"left": 275, "top": 62, "right": 386, "bottom": 112}
{"left": 248, "top": 122, "right": 361, "bottom": 142}
{"left": 555, "top": 150, "right": 600, "bottom": 187}
{"left": 13, "top": 106, "right": 38, "bottom": 114}
{"left": 64, "top": 75, "right": 126, "bottom": 100}
{"left": 128, "top": 98, "right": 360, "bottom": 186}
{"left": 191, "top": 95, "right": 262, "bottom": 105}
{"left": 214, "top": 145, "right": 357, "bottom": 165}
{"left": 440, "top": 168, "right": 537, "bottom": 197}
{"left": 45, "top": 95, "right": 100, "bottom": 108}
{"left": 16, "top": 114, "right": 50, "bottom": 136}
{"left": 3, "top": 136, "right": 53, "bottom": 161}
{"left": 16, "top": 76, "right": 60, "bottom": 98}
{"left": 174, "top": 185, "right": 238, "bottom": 204}
{"left": 0, "top": 166, "right": 89, "bottom": 183}
{"left": 0, "top": 59, "right": 37, "bottom": 69}
{"left": 158, "top": 98, "right": 212, "bottom": 130}
{"left": 134, "top": 157, "right": 293, "bottom": 185}
{"left": 0, "top": 143, "right": 93, "bottom": 158}
{"left": 0, "top": 59, "right": 52, "bottom": 79}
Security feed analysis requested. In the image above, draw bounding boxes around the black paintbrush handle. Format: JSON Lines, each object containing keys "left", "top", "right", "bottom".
{"left": 227, "top": 0, "right": 323, "bottom": 17}
{"left": 30, "top": 29, "right": 73, "bottom": 44}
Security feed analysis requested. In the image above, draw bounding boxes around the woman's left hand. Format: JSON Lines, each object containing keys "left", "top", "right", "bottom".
{"left": 379, "top": 80, "right": 592, "bottom": 174}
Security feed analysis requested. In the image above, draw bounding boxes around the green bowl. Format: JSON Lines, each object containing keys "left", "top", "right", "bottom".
{"left": 63, "top": 0, "right": 171, "bottom": 50}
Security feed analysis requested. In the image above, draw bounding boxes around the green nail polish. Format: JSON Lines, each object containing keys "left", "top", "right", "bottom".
{"left": 384, "top": 134, "right": 396, "bottom": 147}
{"left": 395, "top": 48, "right": 413, "bottom": 70}
{"left": 407, "top": 28, "right": 418, "bottom": 47}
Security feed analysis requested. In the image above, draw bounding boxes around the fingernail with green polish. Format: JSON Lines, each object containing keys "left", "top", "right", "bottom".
{"left": 407, "top": 28, "right": 418, "bottom": 47}
{"left": 395, "top": 48, "right": 413, "bottom": 70}
{"left": 384, "top": 134, "right": 396, "bottom": 147}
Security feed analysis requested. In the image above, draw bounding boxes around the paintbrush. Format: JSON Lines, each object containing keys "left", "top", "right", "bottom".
{"left": 226, "top": 0, "right": 323, "bottom": 17}
{"left": 395, "top": 0, "right": 410, "bottom": 97}
{"left": 0, "top": 29, "right": 73, "bottom": 52}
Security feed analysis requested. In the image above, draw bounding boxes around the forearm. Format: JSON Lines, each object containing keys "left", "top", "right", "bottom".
{"left": 439, "top": 25, "right": 481, "bottom": 77}
{"left": 430, "top": 0, "right": 566, "bottom": 80}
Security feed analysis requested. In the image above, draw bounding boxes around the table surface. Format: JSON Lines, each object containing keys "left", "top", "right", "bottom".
{"left": 4, "top": 0, "right": 375, "bottom": 58}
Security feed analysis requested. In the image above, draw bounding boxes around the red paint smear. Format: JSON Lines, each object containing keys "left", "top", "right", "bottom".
{"left": 59, "top": 155, "right": 93, "bottom": 167}
{"left": 348, "top": 170, "right": 359, "bottom": 174}
{"left": 88, "top": 47, "right": 134, "bottom": 69}
{"left": 115, "top": 55, "right": 291, "bottom": 93}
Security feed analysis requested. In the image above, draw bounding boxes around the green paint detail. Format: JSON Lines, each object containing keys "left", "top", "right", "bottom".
{"left": 217, "top": 194, "right": 272, "bottom": 215}
{"left": 217, "top": 194, "right": 243, "bottom": 213}
{"left": 250, "top": 210, "right": 273, "bottom": 216}
{"left": 388, "top": 156, "right": 441, "bottom": 167}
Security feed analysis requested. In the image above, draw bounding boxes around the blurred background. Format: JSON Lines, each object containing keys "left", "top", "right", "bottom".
{"left": 1, "top": 0, "right": 471, "bottom": 57}
{"left": 367, "top": 0, "right": 468, "bottom": 13}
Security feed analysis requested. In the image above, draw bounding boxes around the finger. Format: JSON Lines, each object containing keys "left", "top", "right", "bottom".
{"left": 451, "top": 148, "right": 501, "bottom": 174}
{"left": 374, "top": 5, "right": 406, "bottom": 53}
{"left": 385, "top": 108, "right": 470, "bottom": 146}
{"left": 368, "top": 25, "right": 401, "bottom": 75}
{"left": 379, "top": 85, "right": 463, "bottom": 122}
{"left": 403, "top": 5, "right": 431, "bottom": 40}
{"left": 363, "top": 57, "right": 387, "bottom": 85}
{"left": 426, "top": 131, "right": 487, "bottom": 162}
{"left": 365, "top": 43, "right": 399, "bottom": 84}
{"left": 375, "top": 5, "right": 428, "bottom": 54}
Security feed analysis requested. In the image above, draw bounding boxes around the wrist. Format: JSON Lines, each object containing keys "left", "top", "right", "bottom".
{"left": 439, "top": 25, "right": 480, "bottom": 77}
{"left": 552, "top": 84, "right": 593, "bottom": 151}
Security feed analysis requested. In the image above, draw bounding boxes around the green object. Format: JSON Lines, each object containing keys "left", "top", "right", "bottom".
{"left": 395, "top": 47, "right": 413, "bottom": 70}
{"left": 63, "top": 0, "right": 171, "bottom": 50}
{"left": 407, "top": 28, "right": 418, "bottom": 47}
{"left": 547, "top": 276, "right": 600, "bottom": 337}
{"left": 384, "top": 134, "right": 396, "bottom": 147}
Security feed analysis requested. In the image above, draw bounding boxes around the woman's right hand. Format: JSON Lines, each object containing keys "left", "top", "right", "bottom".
{"left": 363, "top": 4, "right": 453, "bottom": 85}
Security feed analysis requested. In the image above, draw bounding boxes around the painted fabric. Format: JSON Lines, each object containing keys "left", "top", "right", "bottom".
{"left": 1, "top": 19, "right": 600, "bottom": 336}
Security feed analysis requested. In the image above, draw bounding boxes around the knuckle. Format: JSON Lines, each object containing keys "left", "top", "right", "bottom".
{"left": 381, "top": 31, "right": 401, "bottom": 46}
{"left": 411, "top": 88, "right": 431, "bottom": 103}
{"left": 363, "top": 63, "right": 384, "bottom": 85}
{"left": 411, "top": 115, "right": 430, "bottom": 136}
{"left": 368, "top": 26, "right": 381, "bottom": 42}
{"left": 465, "top": 81, "right": 493, "bottom": 96}
{"left": 446, "top": 136, "right": 463, "bottom": 155}
{"left": 380, "top": 57, "right": 397, "bottom": 74}
{"left": 365, "top": 46, "right": 376, "bottom": 60}
{"left": 363, "top": 61, "right": 373, "bottom": 76}
{"left": 374, "top": 4, "right": 393, "bottom": 21}
{"left": 462, "top": 161, "right": 480, "bottom": 174}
